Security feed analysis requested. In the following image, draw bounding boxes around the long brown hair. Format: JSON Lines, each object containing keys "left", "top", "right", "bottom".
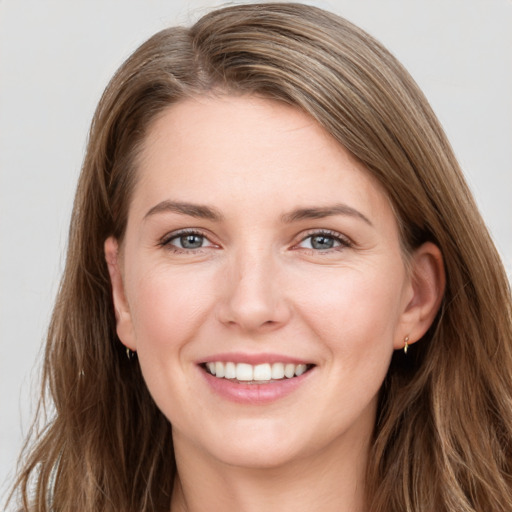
{"left": 9, "top": 3, "right": 512, "bottom": 511}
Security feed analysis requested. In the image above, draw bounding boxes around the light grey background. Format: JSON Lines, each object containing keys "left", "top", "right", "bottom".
{"left": 1, "top": 0, "right": 511, "bottom": 501}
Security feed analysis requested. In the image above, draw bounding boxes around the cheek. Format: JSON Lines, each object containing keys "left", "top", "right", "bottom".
{"left": 295, "top": 263, "right": 406, "bottom": 357}
{"left": 128, "top": 266, "right": 213, "bottom": 355}
{"left": 125, "top": 268, "right": 216, "bottom": 423}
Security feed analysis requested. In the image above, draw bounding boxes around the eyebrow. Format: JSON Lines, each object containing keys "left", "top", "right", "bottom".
{"left": 281, "top": 204, "right": 373, "bottom": 226}
{"left": 144, "top": 200, "right": 372, "bottom": 227}
{"left": 144, "top": 200, "right": 224, "bottom": 221}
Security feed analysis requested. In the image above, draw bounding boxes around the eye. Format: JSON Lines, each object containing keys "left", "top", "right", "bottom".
{"left": 296, "top": 231, "right": 351, "bottom": 251}
{"left": 175, "top": 233, "right": 205, "bottom": 249}
{"left": 160, "top": 230, "right": 215, "bottom": 251}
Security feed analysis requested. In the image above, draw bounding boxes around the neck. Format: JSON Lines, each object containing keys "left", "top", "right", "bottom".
{"left": 170, "top": 428, "right": 371, "bottom": 512}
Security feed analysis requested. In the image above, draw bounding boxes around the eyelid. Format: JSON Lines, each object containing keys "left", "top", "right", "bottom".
{"left": 157, "top": 227, "right": 353, "bottom": 253}
{"left": 293, "top": 229, "right": 353, "bottom": 250}
{"left": 158, "top": 228, "right": 218, "bottom": 251}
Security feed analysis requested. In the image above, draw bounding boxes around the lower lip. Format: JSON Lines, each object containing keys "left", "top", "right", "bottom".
{"left": 200, "top": 367, "right": 314, "bottom": 404}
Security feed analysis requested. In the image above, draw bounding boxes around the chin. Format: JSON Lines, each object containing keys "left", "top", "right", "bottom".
{"left": 211, "top": 441, "right": 304, "bottom": 470}
{"left": 173, "top": 417, "right": 312, "bottom": 470}
{"left": 209, "top": 419, "right": 330, "bottom": 470}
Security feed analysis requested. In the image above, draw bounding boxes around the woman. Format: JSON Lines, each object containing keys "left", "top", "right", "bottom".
{"left": 8, "top": 3, "right": 512, "bottom": 511}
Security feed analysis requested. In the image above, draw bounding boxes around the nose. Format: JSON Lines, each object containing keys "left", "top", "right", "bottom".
{"left": 216, "top": 247, "right": 292, "bottom": 332}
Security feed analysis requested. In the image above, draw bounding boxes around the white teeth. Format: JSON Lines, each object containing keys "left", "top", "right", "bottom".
{"left": 204, "top": 361, "right": 310, "bottom": 381}
{"left": 236, "top": 363, "right": 253, "bottom": 381}
{"left": 253, "top": 363, "right": 271, "bottom": 381}
{"left": 225, "top": 361, "right": 236, "bottom": 379}
{"left": 271, "top": 362, "right": 285, "bottom": 379}
{"left": 295, "top": 364, "right": 307, "bottom": 376}
{"left": 215, "top": 361, "right": 225, "bottom": 378}
{"left": 284, "top": 363, "right": 295, "bottom": 378}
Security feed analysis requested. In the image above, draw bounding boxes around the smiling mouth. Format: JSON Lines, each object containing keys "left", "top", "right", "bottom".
{"left": 202, "top": 362, "right": 314, "bottom": 383}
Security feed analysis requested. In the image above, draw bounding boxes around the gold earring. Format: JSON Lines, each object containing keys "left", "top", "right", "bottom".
{"left": 403, "top": 336, "right": 410, "bottom": 354}
{"left": 126, "top": 347, "right": 135, "bottom": 360}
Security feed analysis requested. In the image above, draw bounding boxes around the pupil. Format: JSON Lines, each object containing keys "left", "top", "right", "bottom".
{"left": 181, "top": 234, "right": 203, "bottom": 249}
{"left": 311, "top": 235, "right": 334, "bottom": 250}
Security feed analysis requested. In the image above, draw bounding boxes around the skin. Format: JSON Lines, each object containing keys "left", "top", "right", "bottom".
{"left": 105, "top": 95, "right": 444, "bottom": 512}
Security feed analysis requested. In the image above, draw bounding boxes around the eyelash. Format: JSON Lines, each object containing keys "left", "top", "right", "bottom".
{"left": 294, "top": 229, "right": 353, "bottom": 253}
{"left": 159, "top": 229, "right": 214, "bottom": 254}
{"left": 159, "top": 228, "right": 352, "bottom": 255}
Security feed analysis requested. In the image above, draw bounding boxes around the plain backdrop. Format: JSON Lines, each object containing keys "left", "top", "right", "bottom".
{"left": 1, "top": 0, "right": 511, "bottom": 501}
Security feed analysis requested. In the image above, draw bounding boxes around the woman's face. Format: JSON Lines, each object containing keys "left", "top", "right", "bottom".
{"left": 107, "top": 95, "right": 424, "bottom": 469}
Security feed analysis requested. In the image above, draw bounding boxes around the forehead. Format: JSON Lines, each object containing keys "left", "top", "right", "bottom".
{"left": 131, "top": 94, "right": 393, "bottom": 224}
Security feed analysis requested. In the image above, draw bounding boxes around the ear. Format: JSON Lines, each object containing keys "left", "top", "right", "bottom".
{"left": 394, "top": 242, "right": 445, "bottom": 350}
{"left": 104, "top": 237, "right": 136, "bottom": 351}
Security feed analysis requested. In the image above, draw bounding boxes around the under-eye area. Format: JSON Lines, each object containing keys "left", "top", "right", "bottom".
{"left": 201, "top": 362, "right": 315, "bottom": 383}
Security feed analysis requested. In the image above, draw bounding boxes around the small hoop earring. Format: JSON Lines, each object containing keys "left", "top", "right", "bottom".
{"left": 403, "top": 336, "right": 410, "bottom": 354}
{"left": 126, "top": 347, "right": 135, "bottom": 360}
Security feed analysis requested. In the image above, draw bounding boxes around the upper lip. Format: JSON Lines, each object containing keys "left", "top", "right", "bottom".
{"left": 199, "top": 352, "right": 313, "bottom": 365}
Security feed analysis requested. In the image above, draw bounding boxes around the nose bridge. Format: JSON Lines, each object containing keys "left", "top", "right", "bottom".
{"left": 218, "top": 242, "right": 289, "bottom": 331}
